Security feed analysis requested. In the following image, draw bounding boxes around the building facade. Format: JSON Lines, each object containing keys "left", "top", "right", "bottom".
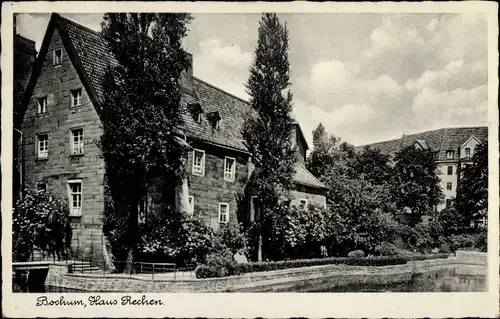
{"left": 18, "top": 14, "right": 327, "bottom": 259}
{"left": 355, "top": 127, "right": 488, "bottom": 224}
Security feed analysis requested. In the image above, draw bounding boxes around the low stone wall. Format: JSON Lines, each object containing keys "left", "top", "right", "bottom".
{"left": 44, "top": 256, "right": 484, "bottom": 293}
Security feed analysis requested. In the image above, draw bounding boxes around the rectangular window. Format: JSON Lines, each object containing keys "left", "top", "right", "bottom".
{"left": 188, "top": 196, "right": 194, "bottom": 215}
{"left": 446, "top": 199, "right": 452, "bottom": 208}
{"left": 250, "top": 196, "right": 259, "bottom": 222}
{"left": 446, "top": 182, "right": 452, "bottom": 190}
{"left": 218, "top": 203, "right": 229, "bottom": 224}
{"left": 53, "top": 48, "right": 62, "bottom": 66}
{"left": 447, "top": 166, "right": 453, "bottom": 175}
{"left": 446, "top": 150, "right": 454, "bottom": 159}
{"left": 465, "top": 148, "right": 471, "bottom": 158}
{"left": 68, "top": 180, "right": 82, "bottom": 216}
{"left": 224, "top": 157, "right": 235, "bottom": 182}
{"left": 138, "top": 198, "right": 147, "bottom": 224}
{"left": 37, "top": 97, "right": 48, "bottom": 114}
{"left": 299, "top": 198, "right": 308, "bottom": 209}
{"left": 192, "top": 149, "right": 205, "bottom": 176}
{"left": 71, "top": 89, "right": 82, "bottom": 107}
{"left": 71, "top": 129, "right": 84, "bottom": 155}
{"left": 36, "top": 182, "right": 47, "bottom": 191}
{"left": 37, "top": 134, "right": 48, "bottom": 158}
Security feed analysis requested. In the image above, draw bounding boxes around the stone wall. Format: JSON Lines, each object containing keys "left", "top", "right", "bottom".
{"left": 186, "top": 141, "right": 250, "bottom": 230}
{"left": 44, "top": 256, "right": 484, "bottom": 293}
{"left": 21, "top": 28, "right": 106, "bottom": 258}
{"left": 291, "top": 184, "right": 326, "bottom": 207}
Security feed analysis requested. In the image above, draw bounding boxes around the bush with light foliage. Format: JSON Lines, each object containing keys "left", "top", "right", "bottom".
{"left": 13, "top": 189, "right": 72, "bottom": 261}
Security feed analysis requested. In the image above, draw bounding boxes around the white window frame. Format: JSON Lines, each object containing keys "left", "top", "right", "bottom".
{"left": 188, "top": 195, "right": 194, "bottom": 215}
{"left": 218, "top": 203, "right": 229, "bottom": 224}
{"left": 447, "top": 166, "right": 453, "bottom": 175}
{"left": 37, "top": 134, "right": 48, "bottom": 159}
{"left": 446, "top": 150, "right": 454, "bottom": 159}
{"left": 224, "top": 157, "right": 236, "bottom": 182}
{"left": 53, "top": 48, "right": 63, "bottom": 66}
{"left": 68, "top": 179, "right": 83, "bottom": 217}
{"left": 299, "top": 198, "right": 308, "bottom": 208}
{"left": 70, "top": 89, "right": 82, "bottom": 107}
{"left": 446, "top": 182, "right": 452, "bottom": 191}
{"left": 250, "top": 196, "right": 259, "bottom": 222}
{"left": 70, "top": 128, "right": 84, "bottom": 155}
{"left": 465, "top": 148, "right": 471, "bottom": 158}
{"left": 192, "top": 149, "right": 205, "bottom": 176}
{"left": 37, "top": 96, "right": 48, "bottom": 114}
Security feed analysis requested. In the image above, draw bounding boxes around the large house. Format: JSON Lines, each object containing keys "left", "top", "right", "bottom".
{"left": 355, "top": 126, "right": 488, "bottom": 225}
{"left": 18, "top": 13, "right": 326, "bottom": 260}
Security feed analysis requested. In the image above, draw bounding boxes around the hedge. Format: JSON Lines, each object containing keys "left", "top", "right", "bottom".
{"left": 406, "top": 253, "right": 450, "bottom": 261}
{"left": 195, "top": 253, "right": 452, "bottom": 279}
{"left": 196, "top": 255, "right": 408, "bottom": 279}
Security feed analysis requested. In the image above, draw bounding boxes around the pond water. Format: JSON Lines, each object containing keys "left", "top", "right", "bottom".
{"left": 13, "top": 266, "right": 486, "bottom": 293}
{"left": 294, "top": 267, "right": 486, "bottom": 292}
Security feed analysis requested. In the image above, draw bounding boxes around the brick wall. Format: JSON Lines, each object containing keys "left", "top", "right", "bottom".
{"left": 21, "top": 28, "right": 105, "bottom": 258}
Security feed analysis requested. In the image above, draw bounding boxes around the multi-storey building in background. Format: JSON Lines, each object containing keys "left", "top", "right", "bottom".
{"left": 356, "top": 126, "right": 488, "bottom": 224}
{"left": 17, "top": 13, "right": 326, "bottom": 260}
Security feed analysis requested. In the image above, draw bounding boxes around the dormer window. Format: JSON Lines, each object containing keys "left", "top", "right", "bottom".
{"left": 187, "top": 102, "right": 202, "bottom": 123}
{"left": 465, "top": 148, "right": 471, "bottom": 158}
{"left": 206, "top": 111, "right": 221, "bottom": 129}
{"left": 446, "top": 150, "right": 454, "bottom": 160}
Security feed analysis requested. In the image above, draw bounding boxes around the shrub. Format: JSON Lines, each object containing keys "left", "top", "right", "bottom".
{"left": 138, "top": 210, "right": 215, "bottom": 266}
{"left": 405, "top": 253, "right": 449, "bottom": 261}
{"left": 347, "top": 250, "right": 365, "bottom": 258}
{"left": 195, "top": 250, "right": 237, "bottom": 278}
{"left": 13, "top": 189, "right": 72, "bottom": 261}
{"left": 474, "top": 229, "right": 487, "bottom": 252}
{"left": 439, "top": 243, "right": 452, "bottom": 253}
{"left": 373, "top": 242, "right": 400, "bottom": 256}
{"left": 213, "top": 223, "right": 248, "bottom": 254}
{"left": 448, "top": 234, "right": 476, "bottom": 251}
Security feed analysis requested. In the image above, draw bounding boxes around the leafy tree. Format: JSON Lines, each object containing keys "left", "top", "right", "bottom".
{"left": 435, "top": 206, "right": 466, "bottom": 237}
{"left": 242, "top": 13, "right": 296, "bottom": 261}
{"left": 99, "top": 13, "right": 193, "bottom": 272}
{"left": 455, "top": 141, "right": 488, "bottom": 226}
{"left": 13, "top": 189, "right": 72, "bottom": 261}
{"left": 355, "top": 146, "right": 393, "bottom": 186}
{"left": 392, "top": 145, "right": 444, "bottom": 225}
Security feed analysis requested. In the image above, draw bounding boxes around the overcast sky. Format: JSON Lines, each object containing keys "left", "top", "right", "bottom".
{"left": 16, "top": 12, "right": 488, "bottom": 146}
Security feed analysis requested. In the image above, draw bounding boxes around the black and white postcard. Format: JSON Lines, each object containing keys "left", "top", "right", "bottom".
{"left": 2, "top": 1, "right": 498, "bottom": 318}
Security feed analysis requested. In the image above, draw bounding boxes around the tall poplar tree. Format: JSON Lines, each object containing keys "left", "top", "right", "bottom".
{"left": 455, "top": 141, "right": 488, "bottom": 226}
{"left": 243, "top": 13, "right": 296, "bottom": 260}
{"left": 99, "top": 13, "right": 192, "bottom": 272}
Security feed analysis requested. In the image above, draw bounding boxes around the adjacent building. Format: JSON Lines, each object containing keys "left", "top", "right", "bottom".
{"left": 18, "top": 13, "right": 326, "bottom": 260}
{"left": 355, "top": 126, "right": 488, "bottom": 224}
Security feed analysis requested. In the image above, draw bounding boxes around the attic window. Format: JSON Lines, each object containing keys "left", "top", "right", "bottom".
{"left": 187, "top": 102, "right": 202, "bottom": 123}
{"left": 206, "top": 111, "right": 221, "bottom": 129}
{"left": 446, "top": 150, "right": 454, "bottom": 160}
{"left": 53, "top": 48, "right": 63, "bottom": 66}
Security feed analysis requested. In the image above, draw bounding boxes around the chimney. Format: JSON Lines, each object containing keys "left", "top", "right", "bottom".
{"left": 180, "top": 52, "right": 194, "bottom": 96}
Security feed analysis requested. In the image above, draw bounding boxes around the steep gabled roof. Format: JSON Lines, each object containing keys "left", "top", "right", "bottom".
{"left": 355, "top": 126, "right": 488, "bottom": 161}
{"left": 294, "top": 162, "right": 327, "bottom": 189}
{"left": 21, "top": 13, "right": 324, "bottom": 189}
